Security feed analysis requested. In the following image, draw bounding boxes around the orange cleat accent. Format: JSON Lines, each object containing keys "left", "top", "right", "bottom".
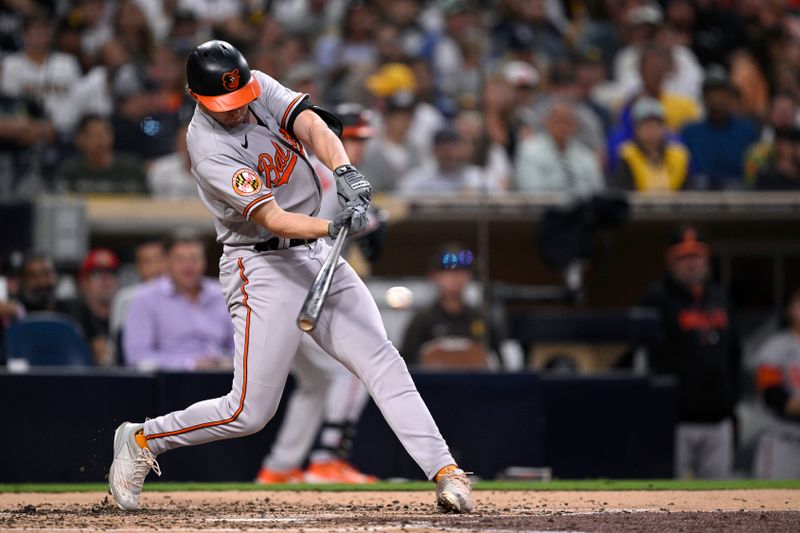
{"left": 134, "top": 430, "right": 149, "bottom": 450}
{"left": 304, "top": 459, "right": 378, "bottom": 484}
{"left": 434, "top": 464, "right": 459, "bottom": 483}
{"left": 255, "top": 467, "right": 304, "bottom": 484}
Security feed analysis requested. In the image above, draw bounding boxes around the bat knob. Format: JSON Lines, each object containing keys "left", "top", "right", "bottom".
{"left": 297, "top": 317, "right": 315, "bottom": 332}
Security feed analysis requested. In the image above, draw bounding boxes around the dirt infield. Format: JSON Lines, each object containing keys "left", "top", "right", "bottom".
{"left": 1, "top": 490, "right": 799, "bottom": 533}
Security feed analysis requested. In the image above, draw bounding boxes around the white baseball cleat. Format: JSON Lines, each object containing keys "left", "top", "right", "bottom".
{"left": 435, "top": 468, "right": 474, "bottom": 513}
{"left": 108, "top": 422, "right": 161, "bottom": 510}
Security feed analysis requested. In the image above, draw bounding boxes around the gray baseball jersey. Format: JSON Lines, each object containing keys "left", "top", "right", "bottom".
{"left": 187, "top": 70, "right": 321, "bottom": 246}
{"left": 140, "top": 72, "right": 456, "bottom": 481}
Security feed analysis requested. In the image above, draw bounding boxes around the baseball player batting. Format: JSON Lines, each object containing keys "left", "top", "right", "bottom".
{"left": 256, "top": 105, "right": 377, "bottom": 484}
{"left": 107, "top": 40, "right": 473, "bottom": 513}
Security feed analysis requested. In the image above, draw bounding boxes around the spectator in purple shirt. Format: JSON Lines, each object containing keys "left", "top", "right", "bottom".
{"left": 123, "top": 231, "right": 233, "bottom": 370}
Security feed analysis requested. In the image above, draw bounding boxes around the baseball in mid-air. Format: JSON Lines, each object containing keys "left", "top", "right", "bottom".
{"left": 385, "top": 286, "right": 414, "bottom": 309}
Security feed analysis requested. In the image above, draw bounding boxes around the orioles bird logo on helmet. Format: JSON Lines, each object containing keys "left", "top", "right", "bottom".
{"left": 222, "top": 68, "right": 241, "bottom": 91}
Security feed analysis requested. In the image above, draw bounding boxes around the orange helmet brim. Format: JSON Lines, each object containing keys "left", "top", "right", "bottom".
{"left": 195, "top": 76, "right": 261, "bottom": 112}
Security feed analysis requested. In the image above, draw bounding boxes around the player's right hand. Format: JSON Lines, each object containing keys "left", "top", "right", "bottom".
{"left": 328, "top": 201, "right": 369, "bottom": 238}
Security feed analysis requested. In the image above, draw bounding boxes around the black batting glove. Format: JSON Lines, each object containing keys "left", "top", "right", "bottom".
{"left": 334, "top": 164, "right": 372, "bottom": 209}
{"left": 328, "top": 201, "right": 370, "bottom": 238}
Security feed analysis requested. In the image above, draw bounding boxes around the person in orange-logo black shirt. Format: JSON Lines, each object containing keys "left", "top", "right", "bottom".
{"left": 632, "top": 226, "right": 741, "bottom": 479}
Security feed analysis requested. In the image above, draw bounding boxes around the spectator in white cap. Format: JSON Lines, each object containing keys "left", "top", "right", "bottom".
{"left": 503, "top": 60, "right": 540, "bottom": 110}
{"left": 613, "top": 98, "right": 689, "bottom": 193}
{"left": 526, "top": 61, "right": 607, "bottom": 166}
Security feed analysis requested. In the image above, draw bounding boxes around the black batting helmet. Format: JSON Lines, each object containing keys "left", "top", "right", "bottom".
{"left": 186, "top": 40, "right": 261, "bottom": 112}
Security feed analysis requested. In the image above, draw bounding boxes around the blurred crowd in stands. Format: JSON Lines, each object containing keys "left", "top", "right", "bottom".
{"left": 2, "top": 0, "right": 800, "bottom": 197}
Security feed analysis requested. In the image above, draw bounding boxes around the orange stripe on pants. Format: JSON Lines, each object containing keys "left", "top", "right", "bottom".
{"left": 146, "top": 258, "right": 251, "bottom": 441}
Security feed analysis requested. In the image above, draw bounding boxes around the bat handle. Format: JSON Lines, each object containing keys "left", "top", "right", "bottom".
{"left": 296, "top": 224, "right": 350, "bottom": 332}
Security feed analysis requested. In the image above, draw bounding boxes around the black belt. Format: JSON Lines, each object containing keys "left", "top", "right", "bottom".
{"left": 254, "top": 237, "right": 317, "bottom": 252}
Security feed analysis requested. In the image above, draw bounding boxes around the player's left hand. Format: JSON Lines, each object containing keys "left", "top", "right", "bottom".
{"left": 334, "top": 164, "right": 371, "bottom": 209}
{"left": 328, "top": 201, "right": 369, "bottom": 238}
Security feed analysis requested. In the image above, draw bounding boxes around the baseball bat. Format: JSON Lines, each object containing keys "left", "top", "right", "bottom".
{"left": 297, "top": 224, "right": 350, "bottom": 332}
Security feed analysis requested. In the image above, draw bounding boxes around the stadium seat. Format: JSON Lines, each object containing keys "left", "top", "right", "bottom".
{"left": 419, "top": 338, "right": 491, "bottom": 370}
{"left": 4, "top": 312, "right": 92, "bottom": 366}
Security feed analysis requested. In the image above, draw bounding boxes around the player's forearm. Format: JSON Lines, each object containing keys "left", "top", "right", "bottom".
{"left": 310, "top": 126, "right": 350, "bottom": 170}
{"left": 269, "top": 212, "right": 330, "bottom": 239}
{"left": 252, "top": 203, "right": 330, "bottom": 239}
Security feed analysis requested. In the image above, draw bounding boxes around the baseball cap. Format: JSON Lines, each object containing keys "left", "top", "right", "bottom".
{"left": 334, "top": 103, "right": 373, "bottom": 139}
{"left": 632, "top": 97, "right": 665, "bottom": 123}
{"left": 366, "top": 63, "right": 417, "bottom": 97}
{"left": 667, "top": 227, "right": 710, "bottom": 261}
{"left": 503, "top": 60, "right": 540, "bottom": 89}
{"left": 386, "top": 90, "right": 416, "bottom": 112}
{"left": 628, "top": 3, "right": 663, "bottom": 26}
{"left": 509, "top": 25, "right": 535, "bottom": 52}
{"left": 430, "top": 245, "right": 474, "bottom": 271}
{"left": 702, "top": 66, "right": 736, "bottom": 95}
{"left": 80, "top": 248, "right": 120, "bottom": 277}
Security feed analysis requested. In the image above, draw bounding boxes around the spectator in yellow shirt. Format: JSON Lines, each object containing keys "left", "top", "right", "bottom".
{"left": 608, "top": 46, "right": 700, "bottom": 170}
{"left": 613, "top": 98, "right": 690, "bottom": 192}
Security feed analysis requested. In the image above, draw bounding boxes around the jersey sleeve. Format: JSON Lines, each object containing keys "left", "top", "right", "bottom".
{"left": 195, "top": 154, "right": 274, "bottom": 220}
{"left": 253, "top": 71, "right": 308, "bottom": 133}
{"left": 754, "top": 334, "right": 789, "bottom": 367}
{"left": 754, "top": 334, "right": 789, "bottom": 392}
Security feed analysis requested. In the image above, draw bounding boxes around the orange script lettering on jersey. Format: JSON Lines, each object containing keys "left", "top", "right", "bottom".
{"left": 257, "top": 141, "right": 298, "bottom": 188}
{"left": 677, "top": 308, "right": 729, "bottom": 331}
{"left": 279, "top": 128, "right": 305, "bottom": 156}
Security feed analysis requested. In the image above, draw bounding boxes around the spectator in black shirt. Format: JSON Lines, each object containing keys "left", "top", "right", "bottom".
{"left": 1, "top": 252, "right": 87, "bottom": 359}
{"left": 636, "top": 227, "right": 740, "bottom": 479}
{"left": 400, "top": 245, "right": 498, "bottom": 369}
{"left": 57, "top": 114, "right": 147, "bottom": 194}
{"left": 15, "top": 253, "right": 61, "bottom": 314}
{"left": 67, "top": 248, "right": 121, "bottom": 366}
